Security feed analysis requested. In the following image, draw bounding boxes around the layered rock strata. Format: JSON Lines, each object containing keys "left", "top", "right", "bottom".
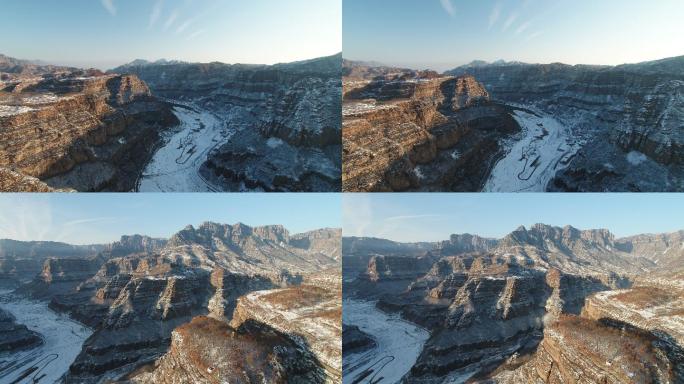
{"left": 111, "top": 54, "right": 342, "bottom": 192}
{"left": 129, "top": 316, "right": 325, "bottom": 384}
{"left": 447, "top": 57, "right": 684, "bottom": 191}
{"left": 343, "top": 223, "right": 684, "bottom": 383}
{"left": 0, "top": 68, "right": 178, "bottom": 191}
{"left": 0, "top": 307, "right": 42, "bottom": 352}
{"left": 343, "top": 70, "right": 519, "bottom": 191}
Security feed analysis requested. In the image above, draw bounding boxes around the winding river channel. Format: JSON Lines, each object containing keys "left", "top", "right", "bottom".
{"left": 0, "top": 291, "right": 91, "bottom": 384}
{"left": 137, "top": 102, "right": 231, "bottom": 192}
{"left": 343, "top": 299, "right": 429, "bottom": 384}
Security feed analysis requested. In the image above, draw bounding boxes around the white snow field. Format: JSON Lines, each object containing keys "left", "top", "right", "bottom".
{"left": 483, "top": 109, "right": 580, "bottom": 192}
{"left": 137, "top": 103, "right": 230, "bottom": 192}
{"left": 343, "top": 299, "right": 429, "bottom": 384}
{"left": 0, "top": 291, "right": 92, "bottom": 384}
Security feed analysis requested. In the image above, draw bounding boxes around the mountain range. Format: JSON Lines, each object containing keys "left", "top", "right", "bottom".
{"left": 0, "top": 222, "right": 342, "bottom": 383}
{"left": 343, "top": 224, "right": 684, "bottom": 383}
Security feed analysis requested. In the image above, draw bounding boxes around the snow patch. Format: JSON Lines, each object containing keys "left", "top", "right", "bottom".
{"left": 0, "top": 105, "right": 36, "bottom": 117}
{"left": 483, "top": 108, "right": 580, "bottom": 192}
{"left": 266, "top": 137, "right": 284, "bottom": 148}
{"left": 626, "top": 151, "right": 648, "bottom": 166}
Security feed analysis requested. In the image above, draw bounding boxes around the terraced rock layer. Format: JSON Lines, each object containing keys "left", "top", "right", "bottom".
{"left": 447, "top": 57, "right": 684, "bottom": 191}
{"left": 0, "top": 70, "right": 178, "bottom": 191}
{"left": 343, "top": 72, "right": 519, "bottom": 191}
{"left": 111, "top": 54, "right": 342, "bottom": 192}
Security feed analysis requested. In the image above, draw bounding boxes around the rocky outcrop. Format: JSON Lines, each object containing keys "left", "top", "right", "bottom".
{"left": 0, "top": 308, "right": 42, "bottom": 352}
{"left": 290, "top": 228, "right": 342, "bottom": 261}
{"left": 495, "top": 315, "right": 678, "bottom": 384}
{"left": 229, "top": 277, "right": 342, "bottom": 383}
{"left": 0, "top": 240, "right": 102, "bottom": 286}
{"left": 163, "top": 222, "right": 339, "bottom": 277}
{"left": 0, "top": 166, "right": 74, "bottom": 192}
{"left": 104, "top": 235, "right": 167, "bottom": 257}
{"left": 0, "top": 63, "right": 179, "bottom": 191}
{"left": 128, "top": 316, "right": 325, "bottom": 384}
{"left": 342, "top": 237, "right": 436, "bottom": 278}
{"left": 112, "top": 54, "right": 342, "bottom": 192}
{"left": 343, "top": 67, "right": 519, "bottom": 191}
{"left": 437, "top": 234, "right": 499, "bottom": 256}
{"left": 342, "top": 324, "right": 376, "bottom": 355}
{"left": 447, "top": 57, "right": 684, "bottom": 191}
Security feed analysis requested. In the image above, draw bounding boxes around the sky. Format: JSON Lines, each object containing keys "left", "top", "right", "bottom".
{"left": 0, "top": 194, "right": 341, "bottom": 245}
{"left": 344, "top": 0, "right": 684, "bottom": 71}
{"left": 0, "top": 0, "right": 341, "bottom": 70}
{"left": 343, "top": 194, "right": 684, "bottom": 243}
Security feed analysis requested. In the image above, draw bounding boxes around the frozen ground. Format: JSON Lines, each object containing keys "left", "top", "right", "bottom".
{"left": 483, "top": 108, "right": 580, "bottom": 192}
{"left": 343, "top": 299, "right": 429, "bottom": 384}
{"left": 137, "top": 103, "right": 231, "bottom": 192}
{"left": 0, "top": 291, "right": 91, "bottom": 384}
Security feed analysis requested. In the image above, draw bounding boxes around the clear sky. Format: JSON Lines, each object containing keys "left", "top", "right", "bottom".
{"left": 343, "top": 194, "right": 684, "bottom": 242}
{"left": 344, "top": 0, "right": 684, "bottom": 72}
{"left": 0, "top": 194, "right": 341, "bottom": 245}
{"left": 0, "top": 0, "right": 341, "bottom": 70}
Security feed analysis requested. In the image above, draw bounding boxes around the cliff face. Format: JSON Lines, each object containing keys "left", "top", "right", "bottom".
{"left": 18, "top": 222, "right": 342, "bottom": 382}
{"left": 0, "top": 240, "right": 102, "bottom": 286}
{"left": 447, "top": 57, "right": 684, "bottom": 191}
{"left": 111, "top": 54, "right": 342, "bottom": 192}
{"left": 495, "top": 315, "right": 677, "bottom": 384}
{"left": 342, "top": 237, "right": 437, "bottom": 279}
{"left": 0, "top": 308, "right": 42, "bottom": 352}
{"left": 229, "top": 273, "right": 342, "bottom": 383}
{"left": 0, "top": 68, "right": 178, "bottom": 191}
{"left": 343, "top": 224, "right": 684, "bottom": 383}
{"left": 343, "top": 69, "right": 519, "bottom": 191}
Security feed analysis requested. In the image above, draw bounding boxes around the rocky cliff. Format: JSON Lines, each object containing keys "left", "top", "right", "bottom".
{"left": 343, "top": 223, "right": 684, "bottom": 383}
{"left": 0, "top": 59, "right": 179, "bottom": 191}
{"left": 128, "top": 316, "right": 325, "bottom": 384}
{"left": 2, "top": 222, "right": 341, "bottom": 383}
{"left": 0, "top": 240, "right": 103, "bottom": 286}
{"left": 447, "top": 57, "right": 684, "bottom": 191}
{"left": 111, "top": 54, "right": 342, "bottom": 192}
{"left": 342, "top": 237, "right": 436, "bottom": 278}
{"left": 342, "top": 64, "right": 519, "bottom": 191}
{"left": 229, "top": 272, "right": 342, "bottom": 383}
{"left": 494, "top": 315, "right": 678, "bottom": 384}
{"left": 0, "top": 307, "right": 42, "bottom": 352}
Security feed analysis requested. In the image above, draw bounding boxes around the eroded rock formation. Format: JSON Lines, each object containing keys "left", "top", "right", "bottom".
{"left": 111, "top": 54, "right": 342, "bottom": 192}
{"left": 447, "top": 57, "right": 684, "bottom": 191}
{"left": 343, "top": 224, "right": 684, "bottom": 383}
{"left": 0, "top": 58, "right": 179, "bottom": 191}
{"left": 343, "top": 67, "right": 519, "bottom": 191}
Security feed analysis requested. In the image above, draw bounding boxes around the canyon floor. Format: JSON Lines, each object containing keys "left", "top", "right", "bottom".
{"left": 137, "top": 102, "right": 229, "bottom": 192}
{"left": 0, "top": 290, "right": 92, "bottom": 384}
{"left": 342, "top": 299, "right": 428, "bottom": 384}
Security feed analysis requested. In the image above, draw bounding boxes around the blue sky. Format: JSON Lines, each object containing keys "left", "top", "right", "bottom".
{"left": 0, "top": 194, "right": 341, "bottom": 245}
{"left": 344, "top": 0, "right": 684, "bottom": 71}
{"left": 0, "top": 0, "right": 341, "bottom": 70}
{"left": 343, "top": 194, "right": 684, "bottom": 242}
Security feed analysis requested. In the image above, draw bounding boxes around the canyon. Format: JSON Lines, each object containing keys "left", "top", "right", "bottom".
{"left": 0, "top": 52, "right": 342, "bottom": 192}
{"left": 342, "top": 56, "right": 684, "bottom": 192}
{"left": 111, "top": 54, "right": 342, "bottom": 192}
{"left": 0, "top": 223, "right": 342, "bottom": 383}
{"left": 342, "top": 225, "right": 684, "bottom": 383}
